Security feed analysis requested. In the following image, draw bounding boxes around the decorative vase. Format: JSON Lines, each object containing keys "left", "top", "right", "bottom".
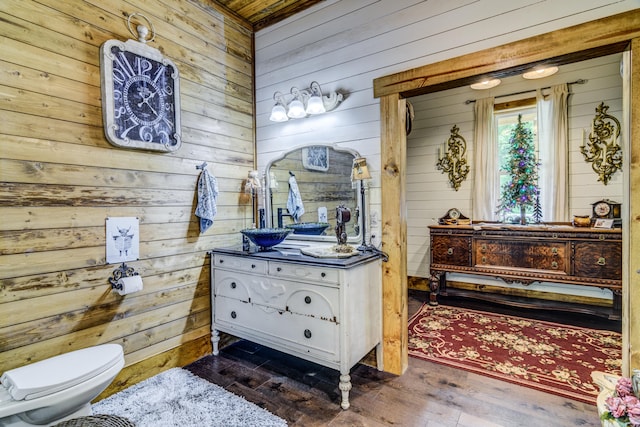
{"left": 520, "top": 206, "right": 527, "bottom": 225}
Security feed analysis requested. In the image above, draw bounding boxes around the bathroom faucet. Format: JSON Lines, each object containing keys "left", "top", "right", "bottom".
{"left": 277, "top": 207, "right": 293, "bottom": 228}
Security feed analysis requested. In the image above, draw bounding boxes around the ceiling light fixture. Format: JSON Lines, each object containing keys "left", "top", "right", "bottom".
{"left": 269, "top": 81, "right": 343, "bottom": 122}
{"left": 523, "top": 66, "right": 559, "bottom": 79}
{"left": 470, "top": 79, "right": 501, "bottom": 90}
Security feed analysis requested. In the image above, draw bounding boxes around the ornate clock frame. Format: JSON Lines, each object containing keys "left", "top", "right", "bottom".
{"left": 100, "top": 15, "right": 181, "bottom": 152}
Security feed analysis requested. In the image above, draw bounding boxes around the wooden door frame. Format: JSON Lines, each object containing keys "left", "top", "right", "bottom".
{"left": 374, "top": 9, "right": 640, "bottom": 375}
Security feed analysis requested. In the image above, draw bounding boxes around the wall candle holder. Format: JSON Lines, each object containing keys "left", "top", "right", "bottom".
{"left": 436, "top": 125, "right": 470, "bottom": 191}
{"left": 580, "top": 102, "right": 622, "bottom": 185}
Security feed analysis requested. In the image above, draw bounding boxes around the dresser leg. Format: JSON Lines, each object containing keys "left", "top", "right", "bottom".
{"left": 429, "top": 272, "right": 442, "bottom": 306}
{"left": 339, "top": 373, "right": 352, "bottom": 410}
{"left": 211, "top": 329, "right": 220, "bottom": 356}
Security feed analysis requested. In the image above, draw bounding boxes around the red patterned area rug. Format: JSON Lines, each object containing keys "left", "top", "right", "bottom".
{"left": 408, "top": 303, "right": 622, "bottom": 404}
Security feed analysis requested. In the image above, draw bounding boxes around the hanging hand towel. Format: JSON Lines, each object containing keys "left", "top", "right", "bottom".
{"left": 195, "top": 166, "right": 219, "bottom": 234}
{"left": 287, "top": 175, "right": 305, "bottom": 222}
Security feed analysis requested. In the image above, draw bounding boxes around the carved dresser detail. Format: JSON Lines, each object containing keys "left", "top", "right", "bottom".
{"left": 428, "top": 225, "right": 622, "bottom": 319}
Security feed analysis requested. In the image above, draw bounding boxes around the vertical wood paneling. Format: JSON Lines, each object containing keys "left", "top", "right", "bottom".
{"left": 0, "top": 0, "right": 254, "bottom": 390}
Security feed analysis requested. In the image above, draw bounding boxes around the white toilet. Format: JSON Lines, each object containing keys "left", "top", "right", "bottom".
{"left": 0, "top": 344, "right": 124, "bottom": 427}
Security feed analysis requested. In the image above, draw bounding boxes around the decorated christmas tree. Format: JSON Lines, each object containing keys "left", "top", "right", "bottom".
{"left": 497, "top": 114, "right": 540, "bottom": 224}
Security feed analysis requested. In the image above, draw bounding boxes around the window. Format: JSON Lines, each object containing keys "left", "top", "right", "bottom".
{"left": 495, "top": 106, "right": 539, "bottom": 223}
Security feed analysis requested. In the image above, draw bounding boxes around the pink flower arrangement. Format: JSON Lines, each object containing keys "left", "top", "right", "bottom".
{"left": 602, "top": 377, "right": 640, "bottom": 426}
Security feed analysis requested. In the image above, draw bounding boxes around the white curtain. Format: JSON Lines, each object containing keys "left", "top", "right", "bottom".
{"left": 472, "top": 97, "right": 497, "bottom": 221}
{"left": 537, "top": 84, "right": 569, "bottom": 222}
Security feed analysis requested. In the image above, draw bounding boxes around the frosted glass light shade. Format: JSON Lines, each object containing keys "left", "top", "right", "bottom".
{"left": 470, "top": 79, "right": 501, "bottom": 90}
{"left": 269, "top": 105, "right": 288, "bottom": 122}
{"left": 523, "top": 66, "right": 558, "bottom": 79}
{"left": 306, "top": 95, "right": 325, "bottom": 114}
{"left": 287, "top": 99, "right": 306, "bottom": 118}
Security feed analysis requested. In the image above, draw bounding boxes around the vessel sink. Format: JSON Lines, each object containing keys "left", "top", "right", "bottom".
{"left": 240, "top": 228, "right": 292, "bottom": 250}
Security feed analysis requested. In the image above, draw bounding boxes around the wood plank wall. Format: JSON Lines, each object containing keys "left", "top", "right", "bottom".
{"left": 0, "top": 0, "right": 254, "bottom": 393}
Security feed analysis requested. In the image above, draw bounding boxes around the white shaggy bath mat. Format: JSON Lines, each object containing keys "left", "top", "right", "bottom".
{"left": 93, "top": 368, "right": 287, "bottom": 427}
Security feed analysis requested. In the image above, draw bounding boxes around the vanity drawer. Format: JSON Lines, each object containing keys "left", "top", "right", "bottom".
{"left": 269, "top": 261, "right": 339, "bottom": 285}
{"left": 285, "top": 286, "right": 339, "bottom": 320}
{"left": 215, "top": 270, "right": 338, "bottom": 319}
{"left": 213, "top": 254, "right": 267, "bottom": 275}
{"left": 214, "top": 296, "right": 338, "bottom": 361}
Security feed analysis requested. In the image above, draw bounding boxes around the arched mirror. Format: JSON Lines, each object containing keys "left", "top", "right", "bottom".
{"left": 264, "top": 144, "right": 362, "bottom": 244}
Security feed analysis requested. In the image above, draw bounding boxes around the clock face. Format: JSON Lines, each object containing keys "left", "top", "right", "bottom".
{"left": 101, "top": 39, "right": 181, "bottom": 152}
{"left": 448, "top": 208, "right": 461, "bottom": 219}
{"left": 594, "top": 202, "right": 611, "bottom": 217}
{"left": 111, "top": 48, "right": 177, "bottom": 146}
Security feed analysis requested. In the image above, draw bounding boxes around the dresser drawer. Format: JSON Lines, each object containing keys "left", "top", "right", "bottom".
{"left": 214, "top": 296, "right": 338, "bottom": 361}
{"left": 285, "top": 286, "right": 339, "bottom": 321}
{"left": 474, "top": 239, "right": 568, "bottom": 273}
{"left": 213, "top": 254, "right": 267, "bottom": 275}
{"left": 573, "top": 241, "right": 621, "bottom": 280}
{"left": 431, "top": 235, "right": 471, "bottom": 266}
{"left": 269, "top": 261, "right": 339, "bottom": 285}
{"left": 214, "top": 269, "right": 283, "bottom": 304}
{"left": 215, "top": 270, "right": 339, "bottom": 319}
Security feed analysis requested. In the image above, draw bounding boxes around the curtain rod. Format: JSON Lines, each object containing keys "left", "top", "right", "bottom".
{"left": 464, "top": 79, "right": 587, "bottom": 105}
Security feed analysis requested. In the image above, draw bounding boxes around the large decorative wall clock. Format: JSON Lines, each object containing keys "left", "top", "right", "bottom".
{"left": 100, "top": 14, "right": 181, "bottom": 152}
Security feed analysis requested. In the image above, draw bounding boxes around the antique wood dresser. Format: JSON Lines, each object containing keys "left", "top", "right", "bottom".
{"left": 428, "top": 224, "right": 622, "bottom": 319}
{"left": 210, "top": 247, "right": 382, "bottom": 409}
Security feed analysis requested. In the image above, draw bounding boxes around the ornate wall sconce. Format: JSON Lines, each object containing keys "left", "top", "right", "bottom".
{"left": 269, "top": 81, "right": 344, "bottom": 122}
{"left": 436, "top": 125, "right": 470, "bottom": 191}
{"left": 580, "top": 102, "right": 622, "bottom": 185}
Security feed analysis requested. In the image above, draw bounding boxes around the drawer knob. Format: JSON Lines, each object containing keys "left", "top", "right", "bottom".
{"left": 304, "top": 329, "right": 312, "bottom": 339}
{"left": 321, "top": 272, "right": 326, "bottom": 278}
{"left": 482, "top": 256, "right": 487, "bottom": 263}
{"left": 447, "top": 248, "right": 454, "bottom": 255}
{"left": 304, "top": 296, "right": 312, "bottom": 304}
{"left": 230, "top": 282, "right": 236, "bottom": 289}
{"left": 551, "top": 248, "right": 558, "bottom": 254}
{"left": 551, "top": 261, "right": 558, "bottom": 269}
{"left": 219, "top": 259, "right": 224, "bottom": 264}
{"left": 251, "top": 264, "right": 256, "bottom": 269}
{"left": 277, "top": 267, "right": 282, "bottom": 272}
{"left": 481, "top": 244, "right": 486, "bottom": 252}
{"left": 597, "top": 257, "right": 606, "bottom": 266}
{"left": 230, "top": 311, "right": 237, "bottom": 319}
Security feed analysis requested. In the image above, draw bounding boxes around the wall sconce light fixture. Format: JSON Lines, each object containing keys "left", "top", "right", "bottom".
{"left": 351, "top": 157, "right": 372, "bottom": 251}
{"left": 580, "top": 102, "right": 622, "bottom": 185}
{"left": 269, "top": 81, "right": 343, "bottom": 122}
{"left": 244, "top": 170, "right": 262, "bottom": 226}
{"left": 437, "top": 125, "right": 470, "bottom": 191}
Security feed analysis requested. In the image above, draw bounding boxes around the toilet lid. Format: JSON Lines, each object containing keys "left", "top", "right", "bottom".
{"left": 0, "top": 344, "right": 123, "bottom": 401}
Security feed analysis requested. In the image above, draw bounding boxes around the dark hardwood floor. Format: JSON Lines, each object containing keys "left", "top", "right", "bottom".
{"left": 186, "top": 291, "right": 615, "bottom": 426}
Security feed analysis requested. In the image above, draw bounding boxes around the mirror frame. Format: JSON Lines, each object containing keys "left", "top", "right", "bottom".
{"left": 264, "top": 143, "right": 363, "bottom": 244}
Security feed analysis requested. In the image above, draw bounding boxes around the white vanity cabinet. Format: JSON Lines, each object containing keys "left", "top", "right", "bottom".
{"left": 210, "top": 248, "right": 382, "bottom": 410}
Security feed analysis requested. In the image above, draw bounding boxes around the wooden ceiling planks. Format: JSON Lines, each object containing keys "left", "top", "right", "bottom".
{"left": 213, "top": 0, "right": 323, "bottom": 31}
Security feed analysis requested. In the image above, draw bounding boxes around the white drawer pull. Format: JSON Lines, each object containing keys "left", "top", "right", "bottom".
{"left": 304, "top": 329, "right": 312, "bottom": 339}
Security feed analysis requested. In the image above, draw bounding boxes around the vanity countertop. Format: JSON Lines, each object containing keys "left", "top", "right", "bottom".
{"left": 210, "top": 246, "right": 381, "bottom": 269}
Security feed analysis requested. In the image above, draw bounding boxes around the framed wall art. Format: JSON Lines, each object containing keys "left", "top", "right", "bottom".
{"left": 302, "top": 146, "right": 329, "bottom": 171}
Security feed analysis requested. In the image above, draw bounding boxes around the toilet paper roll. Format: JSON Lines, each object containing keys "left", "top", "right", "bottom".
{"left": 115, "top": 275, "right": 143, "bottom": 295}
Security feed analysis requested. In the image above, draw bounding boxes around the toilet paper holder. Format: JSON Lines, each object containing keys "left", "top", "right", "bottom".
{"left": 108, "top": 262, "right": 139, "bottom": 291}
